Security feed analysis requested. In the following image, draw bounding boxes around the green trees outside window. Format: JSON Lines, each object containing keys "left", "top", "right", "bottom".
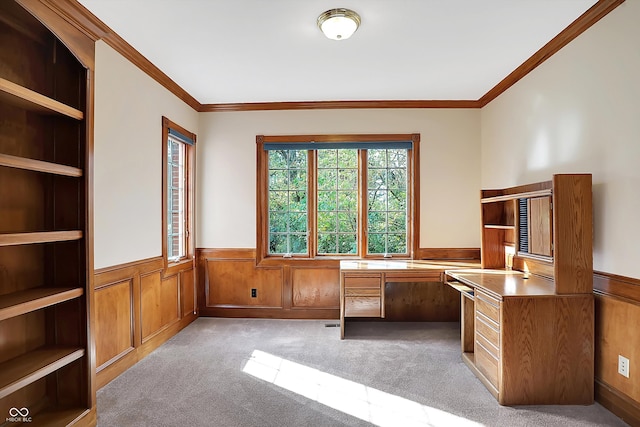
{"left": 267, "top": 146, "right": 409, "bottom": 257}
{"left": 367, "top": 149, "right": 408, "bottom": 255}
{"left": 268, "top": 150, "right": 308, "bottom": 255}
{"left": 317, "top": 149, "right": 358, "bottom": 254}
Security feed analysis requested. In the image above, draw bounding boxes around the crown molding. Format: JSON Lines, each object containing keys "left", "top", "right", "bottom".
{"left": 53, "top": 0, "right": 624, "bottom": 112}
{"left": 479, "top": 0, "right": 625, "bottom": 107}
{"left": 52, "top": 0, "right": 201, "bottom": 111}
{"left": 199, "top": 100, "right": 481, "bottom": 112}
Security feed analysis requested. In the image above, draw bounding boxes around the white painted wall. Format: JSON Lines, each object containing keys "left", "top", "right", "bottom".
{"left": 481, "top": 1, "right": 640, "bottom": 278}
{"left": 197, "top": 109, "right": 481, "bottom": 249}
{"left": 93, "top": 41, "right": 198, "bottom": 269}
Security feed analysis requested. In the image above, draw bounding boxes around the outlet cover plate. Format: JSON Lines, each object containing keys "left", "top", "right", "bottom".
{"left": 618, "top": 355, "right": 630, "bottom": 378}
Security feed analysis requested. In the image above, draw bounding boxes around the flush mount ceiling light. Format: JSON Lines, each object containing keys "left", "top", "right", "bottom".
{"left": 317, "top": 8, "right": 361, "bottom": 40}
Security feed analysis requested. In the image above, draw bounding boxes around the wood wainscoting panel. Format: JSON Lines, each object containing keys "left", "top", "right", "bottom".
{"left": 141, "top": 271, "right": 180, "bottom": 342}
{"left": 181, "top": 268, "right": 196, "bottom": 317}
{"left": 291, "top": 267, "right": 340, "bottom": 309}
{"left": 595, "top": 294, "right": 640, "bottom": 403}
{"left": 205, "top": 258, "right": 282, "bottom": 308}
{"left": 94, "top": 257, "right": 197, "bottom": 388}
{"left": 94, "top": 279, "right": 133, "bottom": 370}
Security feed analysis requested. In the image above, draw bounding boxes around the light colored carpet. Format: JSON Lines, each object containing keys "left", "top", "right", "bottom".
{"left": 97, "top": 318, "right": 628, "bottom": 427}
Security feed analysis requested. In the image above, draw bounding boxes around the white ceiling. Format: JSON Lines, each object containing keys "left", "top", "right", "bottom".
{"left": 77, "top": 0, "right": 597, "bottom": 105}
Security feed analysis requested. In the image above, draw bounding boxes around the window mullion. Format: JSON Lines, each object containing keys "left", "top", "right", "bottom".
{"left": 358, "top": 149, "right": 367, "bottom": 258}
{"left": 308, "top": 150, "right": 317, "bottom": 258}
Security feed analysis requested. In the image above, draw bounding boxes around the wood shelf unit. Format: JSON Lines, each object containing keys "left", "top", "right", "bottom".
{"left": 0, "top": 1, "right": 95, "bottom": 424}
{"left": 0, "top": 231, "right": 83, "bottom": 246}
{"left": 0, "top": 288, "right": 84, "bottom": 322}
{"left": 30, "top": 408, "right": 93, "bottom": 426}
{"left": 0, "top": 347, "right": 85, "bottom": 399}
{"left": 0, "top": 153, "right": 83, "bottom": 177}
{"left": 0, "top": 76, "right": 84, "bottom": 119}
{"left": 447, "top": 173, "right": 594, "bottom": 406}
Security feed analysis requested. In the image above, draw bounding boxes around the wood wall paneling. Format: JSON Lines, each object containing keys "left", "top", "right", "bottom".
{"left": 141, "top": 271, "right": 179, "bottom": 342}
{"left": 205, "top": 258, "right": 283, "bottom": 308}
{"left": 595, "top": 272, "right": 640, "bottom": 426}
{"left": 94, "top": 279, "right": 133, "bottom": 370}
{"left": 291, "top": 267, "right": 340, "bottom": 309}
{"left": 595, "top": 294, "right": 640, "bottom": 402}
{"left": 181, "top": 268, "right": 195, "bottom": 317}
{"left": 94, "top": 257, "right": 196, "bottom": 388}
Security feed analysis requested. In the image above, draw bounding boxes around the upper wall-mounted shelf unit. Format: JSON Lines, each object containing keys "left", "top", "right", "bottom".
{"left": 480, "top": 174, "right": 592, "bottom": 294}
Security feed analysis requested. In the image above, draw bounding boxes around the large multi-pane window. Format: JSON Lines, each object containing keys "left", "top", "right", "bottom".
{"left": 162, "top": 117, "right": 195, "bottom": 265}
{"left": 259, "top": 135, "right": 418, "bottom": 260}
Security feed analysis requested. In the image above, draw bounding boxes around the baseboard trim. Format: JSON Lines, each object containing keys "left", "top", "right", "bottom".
{"left": 596, "top": 379, "right": 640, "bottom": 427}
{"left": 200, "top": 307, "right": 339, "bottom": 320}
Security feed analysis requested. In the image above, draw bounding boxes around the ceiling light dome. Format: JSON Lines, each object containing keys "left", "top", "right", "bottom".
{"left": 317, "top": 8, "right": 361, "bottom": 40}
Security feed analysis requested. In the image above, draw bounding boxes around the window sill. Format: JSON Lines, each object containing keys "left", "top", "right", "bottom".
{"left": 256, "top": 255, "right": 412, "bottom": 267}
{"left": 164, "top": 257, "right": 194, "bottom": 275}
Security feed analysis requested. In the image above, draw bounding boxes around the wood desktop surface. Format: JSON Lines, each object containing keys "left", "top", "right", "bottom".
{"left": 340, "top": 259, "right": 480, "bottom": 273}
{"left": 445, "top": 269, "right": 559, "bottom": 299}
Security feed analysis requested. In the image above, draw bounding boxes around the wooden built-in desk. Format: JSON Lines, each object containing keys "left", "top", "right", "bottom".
{"left": 445, "top": 269, "right": 594, "bottom": 405}
{"left": 339, "top": 260, "right": 479, "bottom": 339}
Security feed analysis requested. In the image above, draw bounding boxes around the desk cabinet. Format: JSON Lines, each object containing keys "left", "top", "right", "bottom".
{"left": 447, "top": 271, "right": 594, "bottom": 405}
{"left": 343, "top": 275, "right": 382, "bottom": 317}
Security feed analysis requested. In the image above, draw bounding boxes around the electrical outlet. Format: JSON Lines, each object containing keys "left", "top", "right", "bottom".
{"left": 618, "top": 355, "right": 630, "bottom": 378}
{"left": 251, "top": 288, "right": 257, "bottom": 298}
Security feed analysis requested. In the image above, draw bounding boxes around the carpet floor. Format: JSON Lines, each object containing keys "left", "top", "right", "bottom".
{"left": 97, "top": 318, "right": 628, "bottom": 427}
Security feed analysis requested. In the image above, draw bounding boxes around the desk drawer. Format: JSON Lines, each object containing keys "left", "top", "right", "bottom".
{"left": 476, "top": 330, "right": 499, "bottom": 360}
{"left": 344, "top": 275, "right": 382, "bottom": 288}
{"left": 476, "top": 314, "right": 500, "bottom": 350}
{"left": 476, "top": 292, "right": 500, "bottom": 323}
{"left": 344, "top": 288, "right": 380, "bottom": 297}
{"left": 476, "top": 341, "right": 500, "bottom": 389}
{"left": 345, "top": 296, "right": 381, "bottom": 317}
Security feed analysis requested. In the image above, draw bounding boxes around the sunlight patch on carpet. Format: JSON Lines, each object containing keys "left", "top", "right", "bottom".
{"left": 242, "top": 349, "right": 484, "bottom": 427}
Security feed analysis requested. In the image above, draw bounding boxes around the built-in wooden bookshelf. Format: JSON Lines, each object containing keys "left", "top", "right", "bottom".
{"left": 0, "top": 1, "right": 95, "bottom": 424}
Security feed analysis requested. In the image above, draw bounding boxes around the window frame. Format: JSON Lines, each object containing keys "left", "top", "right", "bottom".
{"left": 256, "top": 134, "right": 420, "bottom": 265}
{"left": 162, "top": 116, "right": 196, "bottom": 271}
